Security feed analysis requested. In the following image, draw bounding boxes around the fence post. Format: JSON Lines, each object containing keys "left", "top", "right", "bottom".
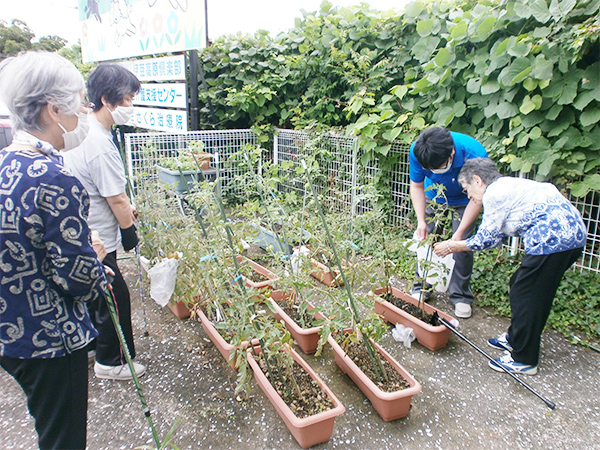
{"left": 350, "top": 137, "right": 360, "bottom": 218}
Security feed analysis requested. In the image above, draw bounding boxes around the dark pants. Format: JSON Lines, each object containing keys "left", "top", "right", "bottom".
{"left": 1, "top": 348, "right": 88, "bottom": 450}
{"left": 94, "top": 251, "right": 136, "bottom": 366}
{"left": 423, "top": 204, "right": 476, "bottom": 305}
{"left": 507, "top": 247, "right": 583, "bottom": 365}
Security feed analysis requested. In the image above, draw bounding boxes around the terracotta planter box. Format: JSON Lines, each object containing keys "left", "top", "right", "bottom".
{"left": 197, "top": 306, "right": 237, "bottom": 369}
{"left": 328, "top": 333, "right": 421, "bottom": 422}
{"left": 297, "top": 247, "right": 351, "bottom": 287}
{"left": 247, "top": 345, "right": 345, "bottom": 449}
{"left": 374, "top": 286, "right": 453, "bottom": 351}
{"left": 167, "top": 300, "right": 191, "bottom": 319}
{"left": 236, "top": 255, "right": 280, "bottom": 290}
{"left": 270, "top": 289, "right": 324, "bottom": 354}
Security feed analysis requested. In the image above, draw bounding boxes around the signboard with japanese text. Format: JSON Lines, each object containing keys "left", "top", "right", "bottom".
{"left": 131, "top": 107, "right": 188, "bottom": 133}
{"left": 79, "top": 0, "right": 206, "bottom": 63}
{"left": 134, "top": 83, "right": 187, "bottom": 109}
{"left": 121, "top": 55, "right": 186, "bottom": 81}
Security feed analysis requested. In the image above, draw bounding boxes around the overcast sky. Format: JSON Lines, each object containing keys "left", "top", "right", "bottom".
{"left": 1, "top": 0, "right": 410, "bottom": 46}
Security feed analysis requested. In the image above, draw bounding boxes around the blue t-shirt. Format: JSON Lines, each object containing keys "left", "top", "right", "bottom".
{"left": 409, "top": 131, "right": 488, "bottom": 206}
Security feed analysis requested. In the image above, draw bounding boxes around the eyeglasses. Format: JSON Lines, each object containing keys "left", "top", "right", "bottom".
{"left": 462, "top": 188, "right": 468, "bottom": 195}
{"left": 80, "top": 102, "right": 95, "bottom": 112}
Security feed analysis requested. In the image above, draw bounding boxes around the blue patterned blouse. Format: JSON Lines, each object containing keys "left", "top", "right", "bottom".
{"left": 0, "top": 149, "right": 106, "bottom": 359}
{"left": 466, "top": 177, "right": 586, "bottom": 255}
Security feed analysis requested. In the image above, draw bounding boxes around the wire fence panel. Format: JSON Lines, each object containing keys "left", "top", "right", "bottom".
{"left": 124, "top": 129, "right": 257, "bottom": 199}
{"left": 274, "top": 129, "right": 360, "bottom": 213}
{"left": 125, "top": 127, "right": 599, "bottom": 273}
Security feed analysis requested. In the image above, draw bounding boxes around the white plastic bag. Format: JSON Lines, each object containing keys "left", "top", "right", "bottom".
{"left": 392, "top": 323, "right": 416, "bottom": 348}
{"left": 147, "top": 257, "right": 180, "bottom": 307}
{"left": 407, "top": 231, "right": 455, "bottom": 292}
{"left": 290, "top": 245, "right": 310, "bottom": 274}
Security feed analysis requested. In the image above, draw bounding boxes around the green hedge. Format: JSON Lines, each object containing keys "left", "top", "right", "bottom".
{"left": 198, "top": 0, "right": 599, "bottom": 193}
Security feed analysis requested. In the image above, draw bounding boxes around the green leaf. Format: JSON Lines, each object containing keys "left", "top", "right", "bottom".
{"left": 523, "top": 78, "right": 538, "bottom": 91}
{"left": 435, "top": 48, "right": 451, "bottom": 67}
{"left": 451, "top": 22, "right": 468, "bottom": 39}
{"left": 495, "top": 38, "right": 510, "bottom": 56}
{"left": 573, "top": 90, "right": 597, "bottom": 111}
{"left": 499, "top": 58, "right": 532, "bottom": 86}
{"left": 531, "top": 0, "right": 552, "bottom": 22}
{"left": 477, "top": 17, "right": 496, "bottom": 39}
{"left": 417, "top": 19, "right": 434, "bottom": 37}
{"left": 467, "top": 78, "right": 482, "bottom": 94}
{"left": 481, "top": 80, "right": 500, "bottom": 95}
{"left": 549, "top": 0, "right": 576, "bottom": 19}
{"left": 532, "top": 55, "right": 554, "bottom": 80}
{"left": 520, "top": 95, "right": 537, "bottom": 115}
{"left": 392, "top": 85, "right": 409, "bottom": 100}
{"left": 453, "top": 101, "right": 466, "bottom": 117}
{"left": 571, "top": 174, "right": 600, "bottom": 197}
{"left": 514, "top": 3, "right": 531, "bottom": 18}
{"left": 496, "top": 101, "right": 519, "bottom": 119}
{"left": 581, "top": 108, "right": 600, "bottom": 127}
{"left": 411, "top": 116, "right": 426, "bottom": 129}
{"left": 538, "top": 153, "right": 560, "bottom": 177}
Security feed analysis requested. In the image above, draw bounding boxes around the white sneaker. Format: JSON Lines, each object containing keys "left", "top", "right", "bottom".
{"left": 454, "top": 302, "right": 472, "bottom": 319}
{"left": 94, "top": 361, "right": 146, "bottom": 380}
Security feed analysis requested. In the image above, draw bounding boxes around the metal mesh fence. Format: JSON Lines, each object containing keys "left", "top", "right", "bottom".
{"left": 124, "top": 129, "right": 257, "bottom": 199}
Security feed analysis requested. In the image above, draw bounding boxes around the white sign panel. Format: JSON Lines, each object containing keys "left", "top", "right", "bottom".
{"left": 134, "top": 83, "right": 187, "bottom": 109}
{"left": 121, "top": 55, "right": 186, "bottom": 81}
{"left": 79, "top": 0, "right": 206, "bottom": 63}
{"left": 132, "top": 107, "right": 188, "bottom": 133}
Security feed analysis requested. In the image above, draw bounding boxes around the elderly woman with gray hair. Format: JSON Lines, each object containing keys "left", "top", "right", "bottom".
{"left": 0, "top": 51, "right": 108, "bottom": 449}
{"left": 434, "top": 158, "right": 586, "bottom": 375}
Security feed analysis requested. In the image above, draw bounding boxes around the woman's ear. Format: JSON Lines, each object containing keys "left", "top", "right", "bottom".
{"left": 472, "top": 174, "right": 482, "bottom": 186}
{"left": 41, "top": 102, "right": 61, "bottom": 126}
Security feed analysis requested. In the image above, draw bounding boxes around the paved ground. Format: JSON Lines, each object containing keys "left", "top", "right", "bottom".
{"left": 2, "top": 256, "right": 600, "bottom": 449}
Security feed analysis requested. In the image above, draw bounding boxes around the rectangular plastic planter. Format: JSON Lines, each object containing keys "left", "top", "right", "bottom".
{"left": 247, "top": 345, "right": 345, "bottom": 449}
{"left": 236, "top": 255, "right": 280, "bottom": 290}
{"left": 308, "top": 249, "right": 351, "bottom": 287}
{"left": 197, "top": 305, "right": 238, "bottom": 369}
{"left": 374, "top": 286, "right": 453, "bottom": 351}
{"left": 157, "top": 166, "right": 200, "bottom": 194}
{"left": 269, "top": 289, "right": 324, "bottom": 354}
{"left": 328, "top": 332, "right": 421, "bottom": 422}
{"left": 167, "top": 300, "right": 191, "bottom": 319}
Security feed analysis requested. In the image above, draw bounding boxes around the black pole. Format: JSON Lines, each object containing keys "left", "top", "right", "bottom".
{"left": 188, "top": 50, "right": 200, "bottom": 131}
{"left": 435, "top": 313, "right": 556, "bottom": 410}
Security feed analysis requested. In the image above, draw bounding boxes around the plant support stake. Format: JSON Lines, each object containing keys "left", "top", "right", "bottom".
{"left": 435, "top": 313, "right": 555, "bottom": 410}
{"left": 104, "top": 286, "right": 162, "bottom": 446}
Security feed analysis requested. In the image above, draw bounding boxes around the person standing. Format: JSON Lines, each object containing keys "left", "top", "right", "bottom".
{"left": 64, "top": 63, "right": 145, "bottom": 380}
{"left": 434, "top": 158, "right": 586, "bottom": 374}
{"left": 409, "top": 126, "right": 488, "bottom": 318}
{"left": 0, "top": 51, "right": 108, "bottom": 449}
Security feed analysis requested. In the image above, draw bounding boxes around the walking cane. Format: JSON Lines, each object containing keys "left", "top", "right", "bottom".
{"left": 434, "top": 312, "right": 556, "bottom": 410}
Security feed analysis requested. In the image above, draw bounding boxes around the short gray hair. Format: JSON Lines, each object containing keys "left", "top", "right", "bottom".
{"left": 458, "top": 158, "right": 502, "bottom": 186}
{"left": 0, "top": 51, "right": 84, "bottom": 132}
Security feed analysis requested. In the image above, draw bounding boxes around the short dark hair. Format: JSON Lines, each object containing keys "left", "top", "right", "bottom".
{"left": 458, "top": 158, "right": 501, "bottom": 186}
{"left": 87, "top": 64, "right": 140, "bottom": 111}
{"left": 413, "top": 127, "right": 454, "bottom": 170}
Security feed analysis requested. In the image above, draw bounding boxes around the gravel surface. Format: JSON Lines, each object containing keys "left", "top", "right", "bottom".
{"left": 2, "top": 256, "right": 599, "bottom": 449}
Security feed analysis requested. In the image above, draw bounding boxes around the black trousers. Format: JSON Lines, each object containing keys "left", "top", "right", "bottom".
{"left": 94, "top": 251, "right": 136, "bottom": 366}
{"left": 507, "top": 247, "right": 583, "bottom": 365}
{"left": 1, "top": 348, "right": 88, "bottom": 450}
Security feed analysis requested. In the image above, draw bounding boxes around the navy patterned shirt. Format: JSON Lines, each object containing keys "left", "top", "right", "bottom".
{"left": 466, "top": 177, "right": 586, "bottom": 255}
{"left": 0, "top": 149, "right": 106, "bottom": 359}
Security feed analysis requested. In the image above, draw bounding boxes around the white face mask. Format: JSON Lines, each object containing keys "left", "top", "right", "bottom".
{"left": 430, "top": 155, "right": 453, "bottom": 174}
{"left": 110, "top": 105, "right": 135, "bottom": 125}
{"left": 58, "top": 112, "right": 90, "bottom": 150}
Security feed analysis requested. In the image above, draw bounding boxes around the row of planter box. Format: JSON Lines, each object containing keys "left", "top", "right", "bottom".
{"left": 176, "top": 255, "right": 456, "bottom": 448}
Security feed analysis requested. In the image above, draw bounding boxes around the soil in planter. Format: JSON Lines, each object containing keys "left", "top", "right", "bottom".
{"left": 337, "top": 334, "right": 411, "bottom": 393}
{"left": 244, "top": 269, "right": 270, "bottom": 283}
{"left": 255, "top": 352, "right": 334, "bottom": 419}
{"left": 275, "top": 296, "right": 317, "bottom": 330}
{"left": 382, "top": 292, "right": 437, "bottom": 326}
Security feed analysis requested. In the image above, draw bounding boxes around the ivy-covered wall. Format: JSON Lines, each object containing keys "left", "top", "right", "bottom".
{"left": 198, "top": 0, "right": 599, "bottom": 193}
